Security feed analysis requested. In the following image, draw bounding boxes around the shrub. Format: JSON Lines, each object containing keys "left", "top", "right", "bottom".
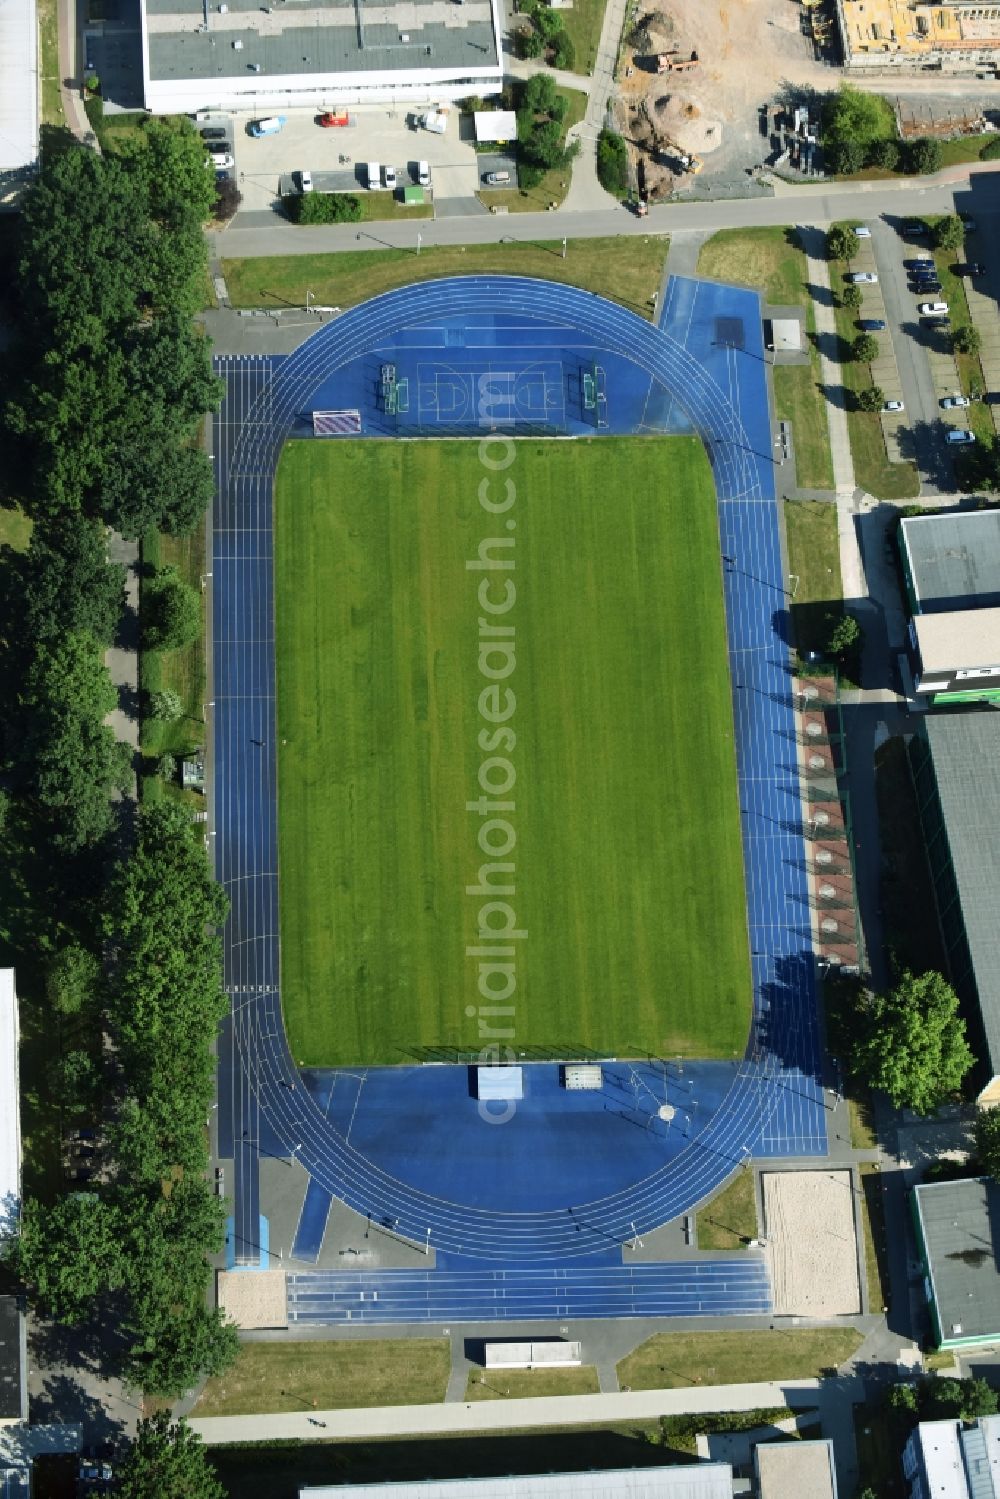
{"left": 853, "top": 332, "right": 880, "bottom": 364}
{"left": 867, "top": 137, "right": 900, "bottom": 171}
{"left": 517, "top": 26, "right": 543, "bottom": 57}
{"left": 906, "top": 137, "right": 943, "bottom": 175}
{"left": 934, "top": 213, "right": 964, "bottom": 251}
{"left": 953, "top": 324, "right": 982, "bottom": 356}
{"left": 143, "top": 565, "right": 201, "bottom": 651}
{"left": 827, "top": 138, "right": 865, "bottom": 176}
{"left": 148, "top": 688, "right": 183, "bottom": 721}
{"left": 857, "top": 385, "right": 885, "bottom": 412}
{"left": 981, "top": 136, "right": 1000, "bottom": 161}
{"left": 842, "top": 284, "right": 863, "bottom": 310}
{"left": 596, "top": 128, "right": 628, "bottom": 195}
{"left": 827, "top": 224, "right": 859, "bottom": 262}
{"left": 284, "top": 192, "right": 363, "bottom": 224}
{"left": 550, "top": 30, "right": 576, "bottom": 68}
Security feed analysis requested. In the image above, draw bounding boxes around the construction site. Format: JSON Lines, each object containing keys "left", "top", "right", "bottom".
{"left": 616, "top": 0, "right": 837, "bottom": 199}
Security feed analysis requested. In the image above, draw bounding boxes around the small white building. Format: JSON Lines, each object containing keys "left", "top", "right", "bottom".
{"left": 474, "top": 109, "right": 517, "bottom": 143}
{"left": 140, "top": 0, "right": 503, "bottom": 116}
{"left": 903, "top": 1416, "right": 1000, "bottom": 1498}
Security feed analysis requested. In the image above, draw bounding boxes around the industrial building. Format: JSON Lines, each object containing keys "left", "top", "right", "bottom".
{"left": 899, "top": 511, "right": 1000, "bottom": 705}
{"left": 904, "top": 1414, "right": 1000, "bottom": 1496}
{"left": 837, "top": 0, "right": 1000, "bottom": 73}
{"left": 301, "top": 1469, "right": 739, "bottom": 1499}
{"left": 0, "top": 0, "right": 39, "bottom": 206}
{"left": 139, "top": 0, "right": 503, "bottom": 116}
{"left": 909, "top": 712, "right": 1000, "bottom": 1103}
{"left": 912, "top": 1179, "right": 1000, "bottom": 1348}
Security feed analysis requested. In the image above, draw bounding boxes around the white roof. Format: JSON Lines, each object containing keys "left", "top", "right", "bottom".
{"left": 477, "top": 1065, "right": 522, "bottom": 1101}
{"left": 914, "top": 607, "right": 1000, "bottom": 675}
{"left": 474, "top": 109, "right": 517, "bottom": 141}
{"left": 770, "top": 318, "right": 802, "bottom": 351}
{"left": 0, "top": 971, "right": 19, "bottom": 1236}
{"left": 302, "top": 1469, "right": 735, "bottom": 1499}
{"left": 914, "top": 1421, "right": 967, "bottom": 1496}
{"left": 0, "top": 0, "right": 39, "bottom": 174}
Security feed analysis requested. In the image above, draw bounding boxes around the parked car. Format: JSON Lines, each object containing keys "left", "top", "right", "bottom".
{"left": 955, "top": 262, "right": 985, "bottom": 277}
{"left": 924, "top": 316, "right": 951, "bottom": 329}
{"left": 418, "top": 160, "right": 431, "bottom": 187}
{"left": 854, "top": 224, "right": 871, "bottom": 237}
{"left": 884, "top": 399, "right": 904, "bottom": 412}
{"left": 484, "top": 170, "right": 511, "bottom": 185}
{"left": 207, "top": 152, "right": 234, "bottom": 170}
{"left": 911, "top": 281, "right": 942, "bottom": 294}
{"left": 961, "top": 215, "right": 977, "bottom": 231}
{"left": 946, "top": 428, "right": 976, "bottom": 444}
{"left": 318, "top": 110, "right": 349, "bottom": 126}
{"left": 383, "top": 164, "right": 397, "bottom": 189}
{"left": 903, "top": 218, "right": 929, "bottom": 236}
{"left": 298, "top": 169, "right": 313, "bottom": 193}
{"left": 849, "top": 271, "right": 878, "bottom": 283}
{"left": 919, "top": 301, "right": 949, "bottom": 315}
{"left": 200, "top": 126, "right": 227, "bottom": 141}
{"left": 859, "top": 319, "right": 886, "bottom": 331}
{"left": 248, "top": 115, "right": 286, "bottom": 136}
{"left": 905, "top": 257, "right": 935, "bottom": 269}
{"left": 941, "top": 395, "right": 971, "bottom": 408}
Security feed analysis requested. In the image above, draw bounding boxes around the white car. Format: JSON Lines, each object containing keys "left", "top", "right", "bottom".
{"left": 884, "top": 399, "right": 904, "bottom": 412}
{"left": 941, "top": 395, "right": 971, "bottom": 409}
{"left": 383, "top": 164, "right": 397, "bottom": 189}
{"left": 418, "top": 160, "right": 431, "bottom": 187}
{"left": 208, "top": 152, "right": 234, "bottom": 170}
{"left": 946, "top": 428, "right": 976, "bottom": 445}
{"left": 298, "top": 169, "right": 313, "bottom": 193}
{"left": 854, "top": 224, "right": 871, "bottom": 238}
{"left": 849, "top": 271, "right": 878, "bottom": 283}
{"left": 919, "top": 301, "right": 949, "bottom": 315}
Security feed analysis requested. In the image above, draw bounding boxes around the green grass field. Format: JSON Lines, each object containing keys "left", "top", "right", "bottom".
{"left": 274, "top": 437, "right": 750, "bottom": 1066}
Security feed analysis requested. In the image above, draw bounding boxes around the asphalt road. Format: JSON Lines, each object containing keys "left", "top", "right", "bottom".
{"left": 215, "top": 169, "right": 998, "bottom": 260}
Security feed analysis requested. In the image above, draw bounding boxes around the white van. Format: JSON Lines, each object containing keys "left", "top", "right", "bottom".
{"left": 367, "top": 161, "right": 380, "bottom": 190}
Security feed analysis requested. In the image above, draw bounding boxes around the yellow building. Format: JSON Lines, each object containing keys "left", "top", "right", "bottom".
{"left": 837, "top": 0, "right": 1000, "bottom": 71}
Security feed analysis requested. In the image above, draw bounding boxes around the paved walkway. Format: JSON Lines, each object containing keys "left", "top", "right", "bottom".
{"left": 544, "top": 0, "right": 627, "bottom": 214}
{"left": 103, "top": 533, "right": 139, "bottom": 795}
{"left": 507, "top": 57, "right": 594, "bottom": 95}
{"left": 189, "top": 1378, "right": 844, "bottom": 1445}
{"left": 56, "top": 0, "right": 99, "bottom": 146}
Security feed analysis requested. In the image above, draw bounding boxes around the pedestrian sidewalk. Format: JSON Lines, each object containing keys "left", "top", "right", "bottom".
{"left": 560, "top": 0, "right": 629, "bottom": 214}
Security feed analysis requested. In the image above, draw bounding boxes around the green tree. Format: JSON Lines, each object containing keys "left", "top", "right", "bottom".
{"left": 46, "top": 944, "right": 101, "bottom": 1018}
{"left": 521, "top": 72, "right": 559, "bottom": 116}
{"left": 18, "top": 631, "right": 132, "bottom": 849}
{"left": 886, "top": 1381, "right": 919, "bottom": 1412}
{"left": 842, "top": 284, "right": 863, "bottom": 310}
{"left": 125, "top": 1302, "right": 239, "bottom": 1397}
{"left": 857, "top": 386, "right": 885, "bottom": 413}
{"left": 48, "top": 1048, "right": 100, "bottom": 1110}
{"left": 827, "top": 225, "right": 860, "bottom": 263}
{"left": 550, "top": 30, "right": 575, "bottom": 68}
{"left": 848, "top": 970, "right": 973, "bottom": 1113}
{"left": 7, "top": 1195, "right": 124, "bottom": 1322}
{"left": 974, "top": 1108, "right": 1000, "bottom": 1181}
{"left": 826, "top": 139, "right": 865, "bottom": 176}
{"left": 907, "top": 137, "right": 943, "bottom": 175}
{"left": 148, "top": 689, "right": 183, "bottom": 722}
{"left": 98, "top": 441, "right": 216, "bottom": 539}
{"left": 142, "top": 566, "right": 201, "bottom": 650}
{"left": 10, "top": 516, "right": 125, "bottom": 647}
{"left": 517, "top": 26, "right": 543, "bottom": 58}
{"left": 953, "top": 324, "right": 982, "bottom": 356}
{"left": 934, "top": 214, "right": 964, "bottom": 251}
{"left": 867, "top": 137, "right": 900, "bottom": 171}
{"left": 116, "top": 1414, "right": 225, "bottom": 1499}
{"left": 822, "top": 85, "right": 896, "bottom": 152}
{"left": 826, "top": 611, "right": 862, "bottom": 657}
{"left": 155, "top": 753, "right": 176, "bottom": 781}
{"left": 853, "top": 332, "right": 880, "bottom": 364}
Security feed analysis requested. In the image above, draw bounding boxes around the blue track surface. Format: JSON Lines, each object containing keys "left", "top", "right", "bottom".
{"left": 212, "top": 276, "right": 826, "bottom": 1307}
{"left": 287, "top": 1258, "right": 771, "bottom": 1325}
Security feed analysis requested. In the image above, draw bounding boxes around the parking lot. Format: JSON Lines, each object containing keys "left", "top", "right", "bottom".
{"left": 209, "top": 108, "right": 485, "bottom": 218}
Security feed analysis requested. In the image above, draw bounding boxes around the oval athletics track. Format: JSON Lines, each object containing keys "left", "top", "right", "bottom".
{"left": 215, "top": 273, "right": 824, "bottom": 1264}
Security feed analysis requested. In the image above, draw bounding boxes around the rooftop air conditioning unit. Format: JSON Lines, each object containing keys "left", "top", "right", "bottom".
{"left": 233, "top": 36, "right": 243, "bottom": 47}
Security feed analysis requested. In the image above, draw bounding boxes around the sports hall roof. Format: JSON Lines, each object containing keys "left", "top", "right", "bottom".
{"left": 901, "top": 511, "right": 1000, "bottom": 614}
{"left": 301, "top": 1469, "right": 736, "bottom": 1499}
{"left": 0, "top": 971, "right": 18, "bottom": 1237}
{"left": 0, "top": 0, "right": 39, "bottom": 189}
{"left": 914, "top": 1180, "right": 1000, "bottom": 1345}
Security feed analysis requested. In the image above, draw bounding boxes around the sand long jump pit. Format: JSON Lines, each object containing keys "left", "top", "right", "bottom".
{"left": 762, "top": 1171, "right": 862, "bottom": 1318}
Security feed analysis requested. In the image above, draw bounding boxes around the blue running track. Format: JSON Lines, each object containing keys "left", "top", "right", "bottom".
{"left": 212, "top": 276, "right": 826, "bottom": 1315}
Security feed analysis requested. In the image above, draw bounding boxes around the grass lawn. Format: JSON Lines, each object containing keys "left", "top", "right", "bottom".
{"left": 480, "top": 89, "right": 588, "bottom": 214}
{"left": 616, "top": 1328, "right": 863, "bottom": 1390}
{"left": 37, "top": 0, "right": 63, "bottom": 125}
{"left": 465, "top": 1368, "right": 600, "bottom": 1401}
{"left": 940, "top": 133, "right": 997, "bottom": 166}
{"left": 860, "top": 1162, "right": 889, "bottom": 1313}
{"left": 873, "top": 737, "right": 947, "bottom": 976}
{"left": 0, "top": 505, "right": 32, "bottom": 553}
{"left": 222, "top": 236, "right": 668, "bottom": 320}
{"left": 193, "top": 1340, "right": 451, "bottom": 1415}
{"left": 830, "top": 239, "right": 919, "bottom": 500}
{"left": 698, "top": 228, "right": 834, "bottom": 490}
{"left": 784, "top": 499, "right": 842, "bottom": 656}
{"left": 854, "top": 1401, "right": 906, "bottom": 1499}
{"left": 560, "top": 0, "right": 607, "bottom": 74}
{"left": 695, "top": 1166, "right": 758, "bottom": 1250}
{"left": 275, "top": 436, "right": 750, "bottom": 1066}
{"left": 849, "top": 1093, "right": 877, "bottom": 1150}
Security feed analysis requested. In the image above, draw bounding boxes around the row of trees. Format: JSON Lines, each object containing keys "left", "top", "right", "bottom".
{"left": 514, "top": 74, "right": 580, "bottom": 193}
{"left": 821, "top": 85, "right": 942, "bottom": 177}
{"left": 1, "top": 126, "right": 236, "bottom": 1400}
{"left": 514, "top": 0, "right": 575, "bottom": 69}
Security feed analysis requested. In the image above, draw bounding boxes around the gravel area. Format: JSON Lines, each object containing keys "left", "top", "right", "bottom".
{"left": 763, "top": 1170, "right": 862, "bottom": 1318}
{"left": 217, "top": 1269, "right": 289, "bottom": 1329}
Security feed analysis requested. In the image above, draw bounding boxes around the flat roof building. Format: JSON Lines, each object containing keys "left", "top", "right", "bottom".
{"left": 904, "top": 1415, "right": 1000, "bottom": 1495}
{"left": 301, "top": 1469, "right": 736, "bottom": 1499}
{"left": 912, "top": 1180, "right": 1000, "bottom": 1348}
{"left": 140, "top": 0, "right": 503, "bottom": 115}
{"left": 0, "top": 1298, "right": 27, "bottom": 1428}
{"left": 0, "top": 971, "right": 19, "bottom": 1239}
{"left": 0, "top": 0, "right": 39, "bottom": 206}
{"left": 756, "top": 1439, "right": 837, "bottom": 1499}
{"left": 837, "top": 0, "right": 1000, "bottom": 73}
{"left": 898, "top": 513, "right": 1000, "bottom": 704}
